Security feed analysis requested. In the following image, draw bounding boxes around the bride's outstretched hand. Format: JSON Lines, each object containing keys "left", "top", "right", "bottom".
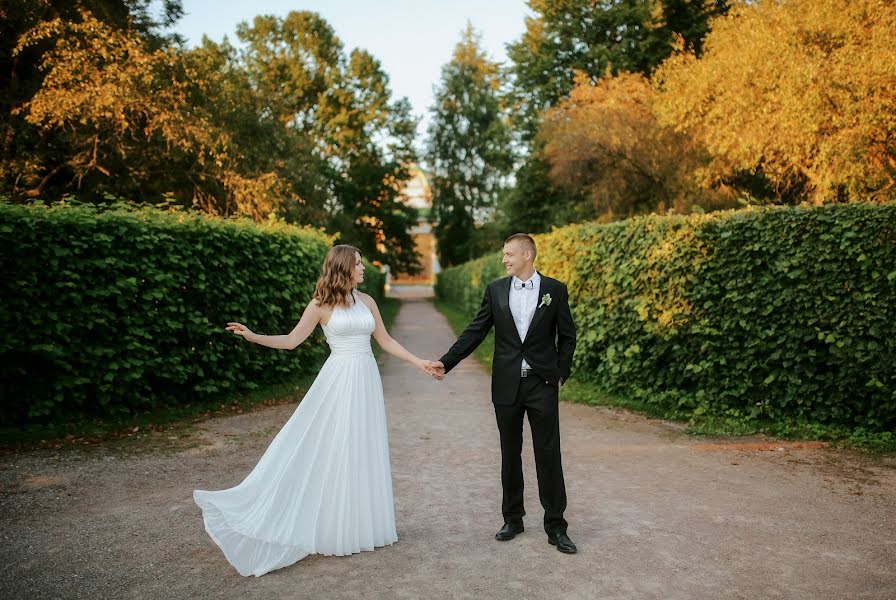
{"left": 226, "top": 322, "right": 255, "bottom": 339}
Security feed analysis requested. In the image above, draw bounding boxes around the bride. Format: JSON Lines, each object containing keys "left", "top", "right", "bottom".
{"left": 193, "top": 244, "right": 434, "bottom": 576}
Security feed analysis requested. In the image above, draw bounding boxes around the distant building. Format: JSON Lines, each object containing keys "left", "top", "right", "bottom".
{"left": 390, "top": 165, "right": 439, "bottom": 285}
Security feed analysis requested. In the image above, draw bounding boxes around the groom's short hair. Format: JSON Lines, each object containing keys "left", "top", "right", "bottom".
{"left": 504, "top": 233, "right": 537, "bottom": 259}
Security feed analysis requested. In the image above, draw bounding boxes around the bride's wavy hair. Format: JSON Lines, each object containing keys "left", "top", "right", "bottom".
{"left": 313, "top": 244, "right": 362, "bottom": 308}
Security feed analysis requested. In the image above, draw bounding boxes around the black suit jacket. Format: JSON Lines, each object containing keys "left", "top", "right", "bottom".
{"left": 439, "top": 275, "right": 577, "bottom": 406}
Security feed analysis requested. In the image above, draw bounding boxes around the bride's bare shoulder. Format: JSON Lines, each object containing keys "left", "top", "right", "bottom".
{"left": 307, "top": 297, "right": 332, "bottom": 317}
{"left": 355, "top": 291, "right": 379, "bottom": 311}
{"left": 308, "top": 298, "right": 337, "bottom": 327}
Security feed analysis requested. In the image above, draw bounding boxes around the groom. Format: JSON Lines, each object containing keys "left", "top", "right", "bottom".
{"left": 430, "top": 233, "right": 577, "bottom": 554}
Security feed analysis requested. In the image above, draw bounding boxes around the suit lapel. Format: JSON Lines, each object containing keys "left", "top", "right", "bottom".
{"left": 496, "top": 276, "right": 513, "bottom": 325}
{"left": 523, "top": 277, "right": 551, "bottom": 344}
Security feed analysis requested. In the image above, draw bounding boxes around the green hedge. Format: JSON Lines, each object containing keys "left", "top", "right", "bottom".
{"left": 0, "top": 201, "right": 384, "bottom": 424}
{"left": 434, "top": 250, "right": 503, "bottom": 316}
{"left": 436, "top": 204, "right": 896, "bottom": 430}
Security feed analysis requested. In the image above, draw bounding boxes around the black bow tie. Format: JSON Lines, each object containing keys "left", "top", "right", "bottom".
{"left": 513, "top": 280, "right": 534, "bottom": 290}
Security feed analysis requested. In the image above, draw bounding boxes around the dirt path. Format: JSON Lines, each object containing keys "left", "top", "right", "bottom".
{"left": 2, "top": 298, "right": 895, "bottom": 599}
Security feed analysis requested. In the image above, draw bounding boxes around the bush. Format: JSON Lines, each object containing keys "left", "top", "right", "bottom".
{"left": 434, "top": 250, "right": 503, "bottom": 317}
{"left": 0, "top": 201, "right": 384, "bottom": 424}
{"left": 437, "top": 203, "right": 896, "bottom": 431}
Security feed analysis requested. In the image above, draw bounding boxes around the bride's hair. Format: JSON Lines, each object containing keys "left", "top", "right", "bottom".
{"left": 313, "top": 244, "right": 362, "bottom": 308}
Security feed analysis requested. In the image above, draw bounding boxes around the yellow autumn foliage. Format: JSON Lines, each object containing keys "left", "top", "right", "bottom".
{"left": 13, "top": 11, "right": 290, "bottom": 220}
{"left": 653, "top": 0, "right": 896, "bottom": 202}
{"left": 540, "top": 72, "right": 736, "bottom": 222}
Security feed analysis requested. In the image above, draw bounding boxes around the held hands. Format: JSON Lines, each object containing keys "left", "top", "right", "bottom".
{"left": 415, "top": 359, "right": 443, "bottom": 379}
{"left": 411, "top": 358, "right": 445, "bottom": 380}
{"left": 414, "top": 358, "right": 445, "bottom": 380}
{"left": 425, "top": 360, "right": 445, "bottom": 381}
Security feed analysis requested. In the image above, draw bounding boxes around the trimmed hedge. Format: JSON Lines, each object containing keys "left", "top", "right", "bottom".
{"left": 436, "top": 204, "right": 896, "bottom": 430}
{"left": 0, "top": 201, "right": 384, "bottom": 424}
{"left": 434, "top": 250, "right": 504, "bottom": 316}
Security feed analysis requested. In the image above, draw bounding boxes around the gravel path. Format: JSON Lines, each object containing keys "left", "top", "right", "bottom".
{"left": 2, "top": 297, "right": 895, "bottom": 599}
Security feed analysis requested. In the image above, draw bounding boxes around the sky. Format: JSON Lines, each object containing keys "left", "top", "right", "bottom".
{"left": 170, "top": 0, "right": 531, "bottom": 146}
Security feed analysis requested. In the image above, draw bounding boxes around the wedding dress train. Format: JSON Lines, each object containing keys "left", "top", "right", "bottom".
{"left": 193, "top": 290, "right": 397, "bottom": 576}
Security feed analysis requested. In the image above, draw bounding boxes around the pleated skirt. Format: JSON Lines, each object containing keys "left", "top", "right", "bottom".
{"left": 193, "top": 351, "right": 397, "bottom": 576}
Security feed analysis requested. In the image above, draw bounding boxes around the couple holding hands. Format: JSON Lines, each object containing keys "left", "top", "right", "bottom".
{"left": 194, "top": 233, "right": 577, "bottom": 577}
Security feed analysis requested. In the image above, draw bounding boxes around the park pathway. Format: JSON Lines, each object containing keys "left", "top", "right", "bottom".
{"left": 1, "top": 297, "right": 895, "bottom": 599}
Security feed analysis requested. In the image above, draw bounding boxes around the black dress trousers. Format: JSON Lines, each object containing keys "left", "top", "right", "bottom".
{"left": 493, "top": 373, "right": 568, "bottom": 535}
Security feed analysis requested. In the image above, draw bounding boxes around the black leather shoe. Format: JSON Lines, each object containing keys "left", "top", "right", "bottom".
{"left": 495, "top": 522, "right": 524, "bottom": 541}
{"left": 548, "top": 532, "right": 577, "bottom": 554}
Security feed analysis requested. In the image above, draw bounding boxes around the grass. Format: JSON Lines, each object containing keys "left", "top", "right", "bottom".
{"left": 686, "top": 416, "right": 896, "bottom": 453}
{"left": 432, "top": 299, "right": 896, "bottom": 453}
{"left": 0, "top": 296, "right": 402, "bottom": 452}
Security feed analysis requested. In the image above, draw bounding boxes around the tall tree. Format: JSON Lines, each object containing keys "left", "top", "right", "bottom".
{"left": 235, "top": 12, "right": 421, "bottom": 272}
{"left": 503, "top": 0, "right": 729, "bottom": 230}
{"left": 507, "top": 0, "right": 727, "bottom": 139}
{"left": 540, "top": 72, "right": 735, "bottom": 219}
{"left": 654, "top": 0, "right": 896, "bottom": 203}
{"left": 1, "top": 1, "right": 185, "bottom": 201}
{"left": 3, "top": 6, "right": 422, "bottom": 272}
{"left": 183, "top": 37, "right": 331, "bottom": 222}
{"left": 425, "top": 24, "right": 513, "bottom": 267}
{"left": 11, "top": 12, "right": 238, "bottom": 205}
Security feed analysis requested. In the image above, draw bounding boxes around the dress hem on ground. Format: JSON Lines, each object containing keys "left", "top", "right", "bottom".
{"left": 194, "top": 490, "right": 398, "bottom": 577}
{"left": 192, "top": 290, "right": 398, "bottom": 577}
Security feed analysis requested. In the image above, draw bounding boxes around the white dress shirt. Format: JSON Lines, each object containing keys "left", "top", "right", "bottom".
{"left": 509, "top": 271, "right": 541, "bottom": 370}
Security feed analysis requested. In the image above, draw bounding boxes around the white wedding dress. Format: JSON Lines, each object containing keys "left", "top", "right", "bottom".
{"left": 193, "top": 290, "right": 397, "bottom": 576}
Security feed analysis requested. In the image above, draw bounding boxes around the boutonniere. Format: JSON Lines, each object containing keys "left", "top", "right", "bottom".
{"left": 538, "top": 293, "right": 552, "bottom": 309}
